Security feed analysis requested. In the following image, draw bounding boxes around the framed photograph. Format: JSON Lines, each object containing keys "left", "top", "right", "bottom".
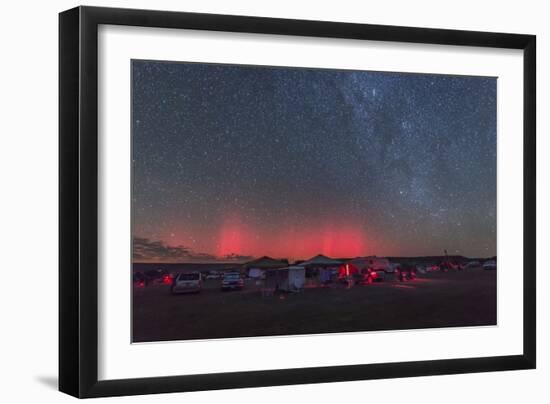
{"left": 59, "top": 6, "right": 536, "bottom": 398}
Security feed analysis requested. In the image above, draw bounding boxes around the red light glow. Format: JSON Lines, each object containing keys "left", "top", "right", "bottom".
{"left": 214, "top": 215, "right": 388, "bottom": 261}
{"left": 162, "top": 275, "right": 173, "bottom": 285}
{"left": 143, "top": 215, "right": 394, "bottom": 263}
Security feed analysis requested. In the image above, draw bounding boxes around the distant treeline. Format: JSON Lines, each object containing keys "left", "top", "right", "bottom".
{"left": 132, "top": 262, "right": 240, "bottom": 274}
{"left": 386, "top": 256, "right": 496, "bottom": 264}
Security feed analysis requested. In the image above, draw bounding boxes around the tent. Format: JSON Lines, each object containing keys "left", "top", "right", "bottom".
{"left": 243, "top": 256, "right": 289, "bottom": 279}
{"left": 298, "top": 254, "right": 343, "bottom": 267}
{"left": 265, "top": 266, "right": 305, "bottom": 292}
{"left": 298, "top": 254, "right": 342, "bottom": 283}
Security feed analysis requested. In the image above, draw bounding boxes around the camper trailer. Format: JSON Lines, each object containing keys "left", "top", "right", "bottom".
{"left": 366, "top": 257, "right": 394, "bottom": 273}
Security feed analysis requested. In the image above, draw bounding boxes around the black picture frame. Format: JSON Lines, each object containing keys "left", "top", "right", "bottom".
{"left": 59, "top": 5, "right": 536, "bottom": 398}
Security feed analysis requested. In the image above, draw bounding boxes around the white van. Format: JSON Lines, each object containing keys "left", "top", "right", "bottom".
{"left": 171, "top": 272, "right": 202, "bottom": 294}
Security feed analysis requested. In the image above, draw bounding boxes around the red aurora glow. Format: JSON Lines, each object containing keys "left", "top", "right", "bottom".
{"left": 132, "top": 61, "right": 498, "bottom": 263}
{"left": 212, "top": 215, "right": 388, "bottom": 261}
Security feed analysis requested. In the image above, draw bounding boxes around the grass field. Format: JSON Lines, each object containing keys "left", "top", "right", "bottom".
{"left": 132, "top": 269, "right": 496, "bottom": 342}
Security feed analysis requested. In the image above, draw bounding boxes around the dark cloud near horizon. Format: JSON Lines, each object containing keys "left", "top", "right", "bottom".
{"left": 133, "top": 237, "right": 254, "bottom": 263}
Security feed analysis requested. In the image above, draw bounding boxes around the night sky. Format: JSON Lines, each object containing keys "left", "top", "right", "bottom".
{"left": 132, "top": 60, "right": 496, "bottom": 263}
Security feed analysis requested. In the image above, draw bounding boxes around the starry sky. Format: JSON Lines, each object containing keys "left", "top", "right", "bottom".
{"left": 132, "top": 60, "right": 496, "bottom": 263}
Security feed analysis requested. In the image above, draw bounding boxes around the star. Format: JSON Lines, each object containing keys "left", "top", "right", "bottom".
{"left": 131, "top": 60, "right": 496, "bottom": 262}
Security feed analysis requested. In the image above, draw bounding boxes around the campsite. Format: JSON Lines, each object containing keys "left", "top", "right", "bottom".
{"left": 129, "top": 61, "right": 498, "bottom": 345}
{"left": 132, "top": 257, "right": 497, "bottom": 342}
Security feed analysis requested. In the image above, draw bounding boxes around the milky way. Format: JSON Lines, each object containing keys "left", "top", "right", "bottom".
{"left": 132, "top": 60, "right": 496, "bottom": 262}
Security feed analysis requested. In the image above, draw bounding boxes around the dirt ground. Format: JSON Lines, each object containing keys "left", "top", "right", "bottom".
{"left": 132, "top": 269, "right": 496, "bottom": 342}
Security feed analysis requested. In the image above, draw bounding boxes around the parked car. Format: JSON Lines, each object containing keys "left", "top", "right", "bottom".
{"left": 171, "top": 272, "right": 202, "bottom": 294}
{"left": 450, "top": 262, "right": 464, "bottom": 270}
{"left": 133, "top": 271, "right": 146, "bottom": 288}
{"left": 145, "top": 268, "right": 172, "bottom": 285}
{"left": 397, "top": 264, "right": 417, "bottom": 281}
{"left": 338, "top": 257, "right": 388, "bottom": 285}
{"left": 425, "top": 264, "right": 440, "bottom": 272}
{"left": 439, "top": 261, "right": 454, "bottom": 272}
{"left": 464, "top": 260, "right": 481, "bottom": 269}
{"left": 221, "top": 272, "right": 244, "bottom": 291}
{"left": 206, "top": 272, "right": 222, "bottom": 280}
{"left": 357, "top": 267, "right": 384, "bottom": 284}
{"left": 483, "top": 260, "right": 497, "bottom": 270}
{"left": 366, "top": 257, "right": 393, "bottom": 274}
{"left": 415, "top": 265, "right": 427, "bottom": 274}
